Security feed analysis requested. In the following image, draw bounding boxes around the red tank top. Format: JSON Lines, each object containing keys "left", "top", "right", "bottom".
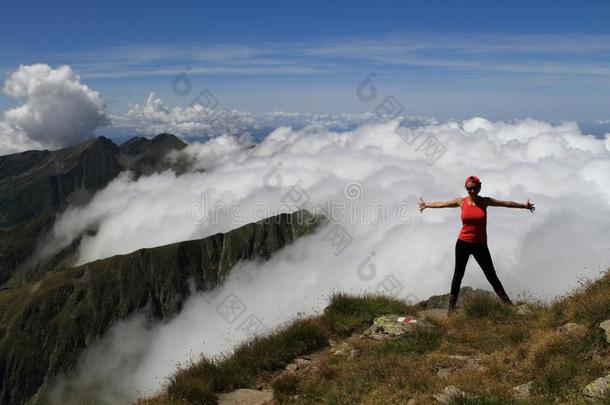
{"left": 458, "top": 196, "right": 487, "bottom": 244}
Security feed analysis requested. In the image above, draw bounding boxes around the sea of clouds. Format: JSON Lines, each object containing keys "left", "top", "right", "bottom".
{"left": 47, "top": 116, "right": 610, "bottom": 404}
{"left": 2, "top": 64, "right": 610, "bottom": 404}
{"left": 110, "top": 90, "right": 436, "bottom": 141}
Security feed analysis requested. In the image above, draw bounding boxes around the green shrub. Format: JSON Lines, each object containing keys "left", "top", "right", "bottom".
{"left": 322, "top": 291, "right": 413, "bottom": 335}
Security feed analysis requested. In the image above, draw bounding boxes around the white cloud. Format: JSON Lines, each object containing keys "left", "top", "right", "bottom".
{"left": 0, "top": 64, "right": 110, "bottom": 154}
{"left": 46, "top": 117, "right": 610, "bottom": 403}
{"left": 54, "top": 34, "right": 610, "bottom": 80}
{"left": 112, "top": 92, "right": 435, "bottom": 139}
{"left": 115, "top": 91, "right": 237, "bottom": 137}
{"left": 0, "top": 121, "right": 44, "bottom": 155}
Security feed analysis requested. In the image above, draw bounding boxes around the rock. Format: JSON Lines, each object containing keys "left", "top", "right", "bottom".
{"left": 433, "top": 385, "right": 474, "bottom": 403}
{"left": 217, "top": 388, "right": 275, "bottom": 405}
{"left": 416, "top": 308, "right": 449, "bottom": 321}
{"left": 360, "top": 314, "right": 435, "bottom": 340}
{"left": 598, "top": 320, "right": 610, "bottom": 343}
{"left": 511, "top": 380, "right": 534, "bottom": 400}
{"left": 294, "top": 358, "right": 311, "bottom": 370}
{"left": 447, "top": 353, "right": 489, "bottom": 364}
{"left": 558, "top": 322, "right": 581, "bottom": 333}
{"left": 419, "top": 286, "right": 496, "bottom": 309}
{"left": 285, "top": 363, "right": 297, "bottom": 372}
{"left": 330, "top": 342, "right": 353, "bottom": 356}
{"left": 446, "top": 354, "right": 470, "bottom": 362}
{"left": 514, "top": 304, "right": 532, "bottom": 315}
{"left": 583, "top": 374, "right": 610, "bottom": 400}
{"left": 437, "top": 368, "right": 453, "bottom": 378}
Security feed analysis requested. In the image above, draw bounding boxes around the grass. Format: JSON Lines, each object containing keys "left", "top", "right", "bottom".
{"left": 156, "top": 291, "right": 413, "bottom": 404}
{"left": 461, "top": 293, "right": 514, "bottom": 320}
{"left": 165, "top": 317, "right": 329, "bottom": 403}
{"left": 373, "top": 327, "right": 444, "bottom": 355}
{"left": 320, "top": 290, "right": 415, "bottom": 335}
{"left": 271, "top": 372, "right": 299, "bottom": 403}
{"left": 549, "top": 268, "right": 610, "bottom": 325}
{"left": 140, "top": 267, "right": 610, "bottom": 405}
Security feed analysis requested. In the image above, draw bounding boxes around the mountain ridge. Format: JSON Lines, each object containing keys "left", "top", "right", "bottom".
{"left": 0, "top": 133, "right": 187, "bottom": 287}
{"left": 0, "top": 209, "right": 324, "bottom": 405}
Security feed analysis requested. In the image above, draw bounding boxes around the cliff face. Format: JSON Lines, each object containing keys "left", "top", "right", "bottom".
{"left": 0, "top": 209, "right": 323, "bottom": 405}
{"left": 0, "top": 134, "right": 187, "bottom": 287}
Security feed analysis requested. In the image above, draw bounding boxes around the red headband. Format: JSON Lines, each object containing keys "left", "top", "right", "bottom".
{"left": 465, "top": 175, "right": 481, "bottom": 185}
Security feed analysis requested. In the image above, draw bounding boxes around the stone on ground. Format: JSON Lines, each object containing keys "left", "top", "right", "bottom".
{"left": 583, "top": 374, "right": 610, "bottom": 400}
{"left": 418, "top": 286, "right": 496, "bottom": 309}
{"left": 217, "top": 388, "right": 275, "bottom": 405}
{"left": 360, "top": 314, "right": 435, "bottom": 340}
{"left": 511, "top": 380, "right": 534, "bottom": 400}
{"left": 514, "top": 304, "right": 532, "bottom": 315}
{"left": 433, "top": 385, "right": 474, "bottom": 404}
{"left": 558, "top": 322, "right": 582, "bottom": 333}
{"left": 598, "top": 320, "right": 610, "bottom": 343}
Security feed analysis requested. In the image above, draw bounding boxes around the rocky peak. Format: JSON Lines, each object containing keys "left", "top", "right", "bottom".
{"left": 0, "top": 134, "right": 189, "bottom": 287}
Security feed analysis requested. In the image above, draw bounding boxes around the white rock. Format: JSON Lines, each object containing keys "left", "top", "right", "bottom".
{"left": 583, "top": 374, "right": 610, "bottom": 400}
{"left": 217, "top": 388, "right": 275, "bottom": 405}
{"left": 558, "top": 322, "right": 580, "bottom": 333}
{"left": 598, "top": 320, "right": 610, "bottom": 343}
{"left": 433, "top": 385, "right": 473, "bottom": 403}
{"left": 437, "top": 368, "right": 453, "bottom": 378}
{"left": 514, "top": 304, "right": 532, "bottom": 315}
{"left": 294, "top": 358, "right": 311, "bottom": 370}
{"left": 511, "top": 380, "right": 533, "bottom": 399}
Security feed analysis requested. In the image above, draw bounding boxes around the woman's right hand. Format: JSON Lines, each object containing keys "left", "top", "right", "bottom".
{"left": 418, "top": 198, "right": 427, "bottom": 213}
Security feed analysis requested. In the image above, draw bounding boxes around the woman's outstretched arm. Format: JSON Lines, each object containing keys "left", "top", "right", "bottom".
{"left": 486, "top": 197, "right": 535, "bottom": 212}
{"left": 419, "top": 197, "right": 460, "bottom": 212}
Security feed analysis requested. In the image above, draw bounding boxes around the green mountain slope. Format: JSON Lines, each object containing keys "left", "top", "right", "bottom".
{"left": 0, "top": 134, "right": 187, "bottom": 287}
{"left": 0, "top": 209, "right": 324, "bottom": 405}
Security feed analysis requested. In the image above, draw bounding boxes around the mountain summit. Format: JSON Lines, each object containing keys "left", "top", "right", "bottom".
{"left": 0, "top": 134, "right": 187, "bottom": 287}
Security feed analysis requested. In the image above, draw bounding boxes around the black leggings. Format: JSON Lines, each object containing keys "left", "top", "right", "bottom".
{"left": 451, "top": 239, "right": 509, "bottom": 298}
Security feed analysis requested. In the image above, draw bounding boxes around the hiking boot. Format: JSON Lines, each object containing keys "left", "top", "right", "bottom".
{"left": 497, "top": 292, "right": 514, "bottom": 306}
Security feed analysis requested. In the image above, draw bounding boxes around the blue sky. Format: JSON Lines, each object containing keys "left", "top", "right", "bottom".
{"left": 2, "top": 0, "right": 610, "bottom": 121}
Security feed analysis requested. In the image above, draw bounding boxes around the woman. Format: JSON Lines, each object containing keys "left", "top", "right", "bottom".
{"left": 418, "top": 175, "right": 535, "bottom": 315}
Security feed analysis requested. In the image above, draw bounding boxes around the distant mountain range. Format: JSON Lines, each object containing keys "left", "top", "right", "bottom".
{"left": 0, "top": 134, "right": 325, "bottom": 404}
{"left": 0, "top": 133, "right": 189, "bottom": 287}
